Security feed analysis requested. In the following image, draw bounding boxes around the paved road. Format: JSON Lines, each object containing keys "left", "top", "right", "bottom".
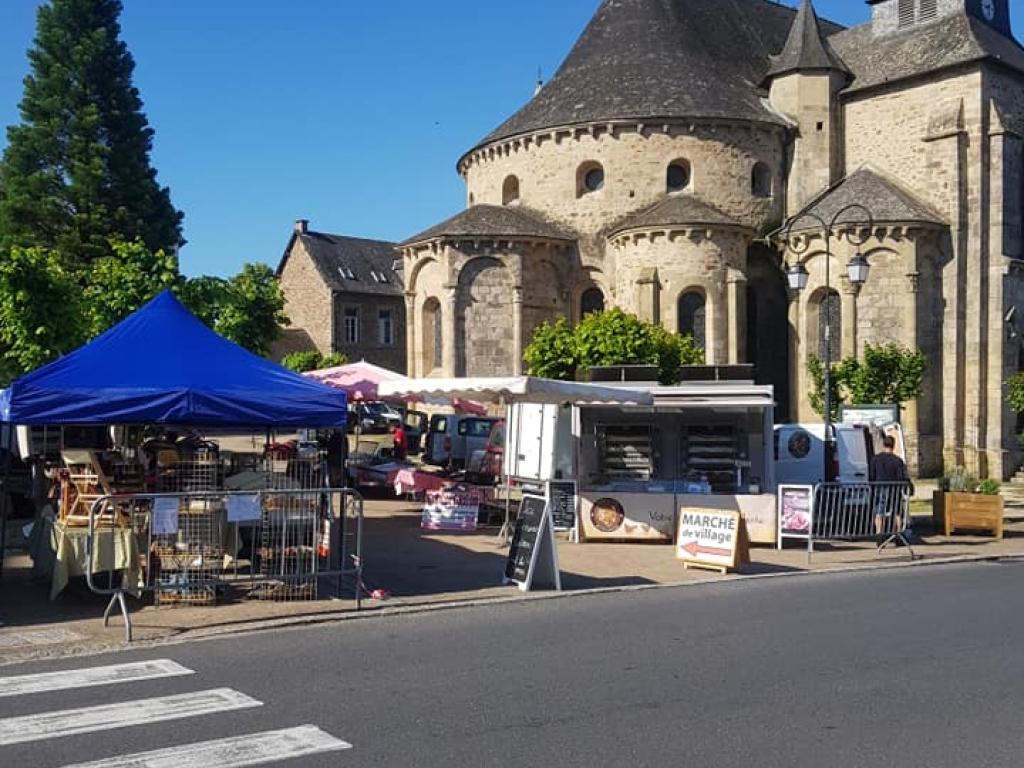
{"left": 1, "top": 560, "right": 1023, "bottom": 767}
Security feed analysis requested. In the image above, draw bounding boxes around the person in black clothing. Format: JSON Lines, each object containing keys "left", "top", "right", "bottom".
{"left": 325, "top": 429, "right": 348, "bottom": 488}
{"left": 869, "top": 435, "right": 912, "bottom": 538}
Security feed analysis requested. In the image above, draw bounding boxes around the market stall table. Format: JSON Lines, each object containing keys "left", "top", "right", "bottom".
{"left": 28, "top": 517, "right": 143, "bottom": 600}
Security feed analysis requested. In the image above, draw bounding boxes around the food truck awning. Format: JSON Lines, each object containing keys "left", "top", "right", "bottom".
{"left": 378, "top": 376, "right": 654, "bottom": 405}
{"left": 647, "top": 384, "right": 775, "bottom": 408}
{"left": 0, "top": 290, "right": 347, "bottom": 428}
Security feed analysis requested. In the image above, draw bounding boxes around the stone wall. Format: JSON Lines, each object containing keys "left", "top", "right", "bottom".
{"left": 461, "top": 121, "right": 786, "bottom": 264}
{"left": 454, "top": 256, "right": 515, "bottom": 377}
{"left": 331, "top": 294, "right": 406, "bottom": 373}
{"left": 609, "top": 228, "right": 749, "bottom": 365}
{"left": 276, "top": 239, "right": 333, "bottom": 357}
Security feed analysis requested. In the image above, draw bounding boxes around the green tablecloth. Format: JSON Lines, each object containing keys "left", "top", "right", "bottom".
{"left": 28, "top": 518, "right": 143, "bottom": 600}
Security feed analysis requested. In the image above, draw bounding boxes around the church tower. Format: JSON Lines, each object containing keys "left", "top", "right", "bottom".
{"left": 765, "top": 0, "right": 851, "bottom": 217}
{"left": 867, "top": 0, "right": 1012, "bottom": 38}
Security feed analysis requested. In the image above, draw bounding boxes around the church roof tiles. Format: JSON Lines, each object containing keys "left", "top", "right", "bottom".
{"left": 608, "top": 195, "right": 745, "bottom": 237}
{"left": 401, "top": 204, "right": 574, "bottom": 247}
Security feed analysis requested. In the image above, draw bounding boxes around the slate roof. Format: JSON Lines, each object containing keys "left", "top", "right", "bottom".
{"left": 608, "top": 194, "right": 745, "bottom": 236}
{"left": 765, "top": 0, "right": 849, "bottom": 82}
{"left": 786, "top": 167, "right": 946, "bottom": 232}
{"left": 282, "top": 232, "right": 403, "bottom": 296}
{"left": 401, "top": 204, "right": 575, "bottom": 246}
{"left": 475, "top": 0, "right": 845, "bottom": 149}
{"left": 829, "top": 13, "right": 1024, "bottom": 94}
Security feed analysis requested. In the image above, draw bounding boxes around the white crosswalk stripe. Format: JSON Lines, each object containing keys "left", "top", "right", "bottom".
{"left": 0, "top": 659, "right": 194, "bottom": 698}
{"left": 0, "top": 687, "right": 262, "bottom": 747}
{"left": 58, "top": 725, "right": 353, "bottom": 767}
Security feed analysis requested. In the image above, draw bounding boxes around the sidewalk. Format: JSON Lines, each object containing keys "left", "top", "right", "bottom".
{"left": 2, "top": 496, "right": 1022, "bottom": 665}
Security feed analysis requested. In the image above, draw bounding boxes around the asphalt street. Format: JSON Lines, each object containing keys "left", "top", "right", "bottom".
{"left": 1, "top": 560, "right": 1023, "bottom": 767}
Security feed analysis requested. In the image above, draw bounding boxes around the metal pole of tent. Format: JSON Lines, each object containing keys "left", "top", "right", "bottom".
{"left": 500, "top": 399, "right": 516, "bottom": 544}
{"left": 0, "top": 422, "right": 11, "bottom": 578}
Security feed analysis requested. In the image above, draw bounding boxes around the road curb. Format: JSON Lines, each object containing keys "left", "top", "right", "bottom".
{"left": 3, "top": 549, "right": 1023, "bottom": 666}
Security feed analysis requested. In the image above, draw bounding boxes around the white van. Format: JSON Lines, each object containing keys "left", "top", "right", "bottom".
{"left": 774, "top": 423, "right": 873, "bottom": 485}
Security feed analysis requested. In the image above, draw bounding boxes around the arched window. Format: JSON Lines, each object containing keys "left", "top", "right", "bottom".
{"left": 752, "top": 162, "right": 773, "bottom": 198}
{"left": 667, "top": 160, "right": 691, "bottom": 192}
{"left": 678, "top": 291, "right": 706, "bottom": 351}
{"left": 502, "top": 175, "right": 520, "bottom": 205}
{"left": 814, "top": 289, "right": 841, "bottom": 364}
{"left": 577, "top": 161, "right": 605, "bottom": 197}
{"left": 580, "top": 287, "right": 605, "bottom": 320}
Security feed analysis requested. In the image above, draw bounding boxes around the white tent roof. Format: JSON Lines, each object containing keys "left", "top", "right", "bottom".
{"left": 378, "top": 376, "right": 654, "bottom": 405}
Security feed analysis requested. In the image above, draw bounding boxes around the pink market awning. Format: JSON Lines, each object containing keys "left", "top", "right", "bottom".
{"left": 305, "top": 361, "right": 487, "bottom": 414}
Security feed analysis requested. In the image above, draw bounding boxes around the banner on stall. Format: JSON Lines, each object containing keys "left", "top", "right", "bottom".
{"left": 676, "top": 508, "right": 749, "bottom": 573}
{"left": 421, "top": 487, "right": 486, "bottom": 531}
{"left": 504, "top": 493, "right": 561, "bottom": 592}
{"left": 777, "top": 484, "right": 815, "bottom": 549}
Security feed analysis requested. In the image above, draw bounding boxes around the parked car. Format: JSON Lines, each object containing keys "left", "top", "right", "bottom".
{"left": 350, "top": 402, "right": 403, "bottom": 433}
{"left": 403, "top": 409, "right": 427, "bottom": 456}
{"left": 423, "top": 414, "right": 501, "bottom": 469}
{"left": 466, "top": 420, "right": 505, "bottom": 484}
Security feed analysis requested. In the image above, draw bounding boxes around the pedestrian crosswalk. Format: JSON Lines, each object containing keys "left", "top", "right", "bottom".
{"left": 0, "top": 658, "right": 352, "bottom": 766}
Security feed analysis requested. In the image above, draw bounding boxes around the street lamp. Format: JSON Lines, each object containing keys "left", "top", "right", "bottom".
{"left": 780, "top": 203, "right": 875, "bottom": 482}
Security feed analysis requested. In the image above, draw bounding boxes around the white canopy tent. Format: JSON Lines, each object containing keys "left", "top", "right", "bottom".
{"left": 377, "top": 376, "right": 653, "bottom": 406}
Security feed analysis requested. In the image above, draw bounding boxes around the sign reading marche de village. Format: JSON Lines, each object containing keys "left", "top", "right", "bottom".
{"left": 676, "top": 509, "right": 746, "bottom": 572}
{"left": 504, "top": 494, "right": 561, "bottom": 592}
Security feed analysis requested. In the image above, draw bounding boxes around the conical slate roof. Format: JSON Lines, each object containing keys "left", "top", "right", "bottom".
{"left": 609, "top": 195, "right": 744, "bottom": 236}
{"left": 401, "top": 204, "right": 574, "bottom": 246}
{"left": 764, "top": 0, "right": 849, "bottom": 81}
{"left": 474, "top": 0, "right": 845, "bottom": 150}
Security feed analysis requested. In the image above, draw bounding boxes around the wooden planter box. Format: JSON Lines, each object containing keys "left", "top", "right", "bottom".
{"left": 932, "top": 492, "right": 1004, "bottom": 539}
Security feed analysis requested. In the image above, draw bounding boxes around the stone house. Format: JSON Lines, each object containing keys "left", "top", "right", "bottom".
{"left": 275, "top": 220, "right": 406, "bottom": 373}
{"left": 400, "top": 0, "right": 1024, "bottom": 479}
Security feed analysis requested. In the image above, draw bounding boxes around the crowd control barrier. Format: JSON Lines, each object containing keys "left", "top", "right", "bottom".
{"left": 812, "top": 481, "right": 914, "bottom": 558}
{"left": 85, "top": 487, "right": 364, "bottom": 642}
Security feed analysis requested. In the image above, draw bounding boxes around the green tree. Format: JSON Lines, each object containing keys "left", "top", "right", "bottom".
{"left": 1006, "top": 372, "right": 1024, "bottom": 415}
{"left": 0, "top": 0, "right": 183, "bottom": 266}
{"left": 523, "top": 318, "right": 578, "bottom": 380}
{"left": 178, "top": 264, "right": 288, "bottom": 356}
{"left": 319, "top": 352, "right": 347, "bottom": 369}
{"left": 281, "top": 350, "right": 323, "bottom": 373}
{"left": 806, "top": 355, "right": 845, "bottom": 421}
{"left": 806, "top": 343, "right": 927, "bottom": 419}
{"left": 524, "top": 309, "right": 704, "bottom": 384}
{"left": 82, "top": 239, "right": 180, "bottom": 335}
{"left": 839, "top": 343, "right": 927, "bottom": 406}
{"left": 281, "top": 350, "right": 348, "bottom": 373}
{"left": 213, "top": 264, "right": 289, "bottom": 356}
{"left": 0, "top": 246, "right": 86, "bottom": 383}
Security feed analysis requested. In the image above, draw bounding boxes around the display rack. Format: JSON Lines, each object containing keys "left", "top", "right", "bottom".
{"left": 681, "top": 426, "right": 740, "bottom": 493}
{"left": 597, "top": 425, "right": 654, "bottom": 482}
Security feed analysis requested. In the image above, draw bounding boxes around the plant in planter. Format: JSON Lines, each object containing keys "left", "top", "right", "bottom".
{"left": 933, "top": 467, "right": 1003, "bottom": 539}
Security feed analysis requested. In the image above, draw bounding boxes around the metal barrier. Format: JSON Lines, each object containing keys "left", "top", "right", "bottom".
{"left": 813, "top": 481, "right": 914, "bottom": 557}
{"left": 86, "top": 487, "right": 364, "bottom": 642}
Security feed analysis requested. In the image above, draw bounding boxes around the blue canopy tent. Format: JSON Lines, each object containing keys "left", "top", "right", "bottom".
{"left": 0, "top": 290, "right": 346, "bottom": 576}
{"left": 0, "top": 290, "right": 347, "bottom": 427}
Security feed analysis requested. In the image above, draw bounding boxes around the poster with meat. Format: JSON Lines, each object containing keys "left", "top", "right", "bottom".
{"left": 777, "top": 484, "right": 814, "bottom": 547}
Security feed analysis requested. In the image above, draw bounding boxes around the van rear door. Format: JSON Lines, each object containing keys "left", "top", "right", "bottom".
{"left": 835, "top": 425, "right": 869, "bottom": 484}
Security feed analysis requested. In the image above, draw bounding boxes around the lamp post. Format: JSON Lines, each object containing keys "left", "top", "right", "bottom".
{"left": 780, "top": 203, "right": 875, "bottom": 482}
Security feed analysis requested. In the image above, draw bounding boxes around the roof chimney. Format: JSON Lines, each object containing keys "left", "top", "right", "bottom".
{"left": 295, "top": 219, "right": 309, "bottom": 234}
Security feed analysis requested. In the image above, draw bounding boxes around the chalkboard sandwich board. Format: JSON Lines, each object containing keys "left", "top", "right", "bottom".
{"left": 504, "top": 493, "right": 561, "bottom": 592}
{"left": 548, "top": 480, "right": 577, "bottom": 533}
{"left": 676, "top": 508, "right": 750, "bottom": 574}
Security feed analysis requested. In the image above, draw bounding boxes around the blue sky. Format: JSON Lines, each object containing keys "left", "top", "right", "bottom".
{"left": 0, "top": 1, "right": 1021, "bottom": 277}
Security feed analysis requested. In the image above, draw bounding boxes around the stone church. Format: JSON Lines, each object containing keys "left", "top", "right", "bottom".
{"left": 397, "top": 0, "right": 1024, "bottom": 479}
